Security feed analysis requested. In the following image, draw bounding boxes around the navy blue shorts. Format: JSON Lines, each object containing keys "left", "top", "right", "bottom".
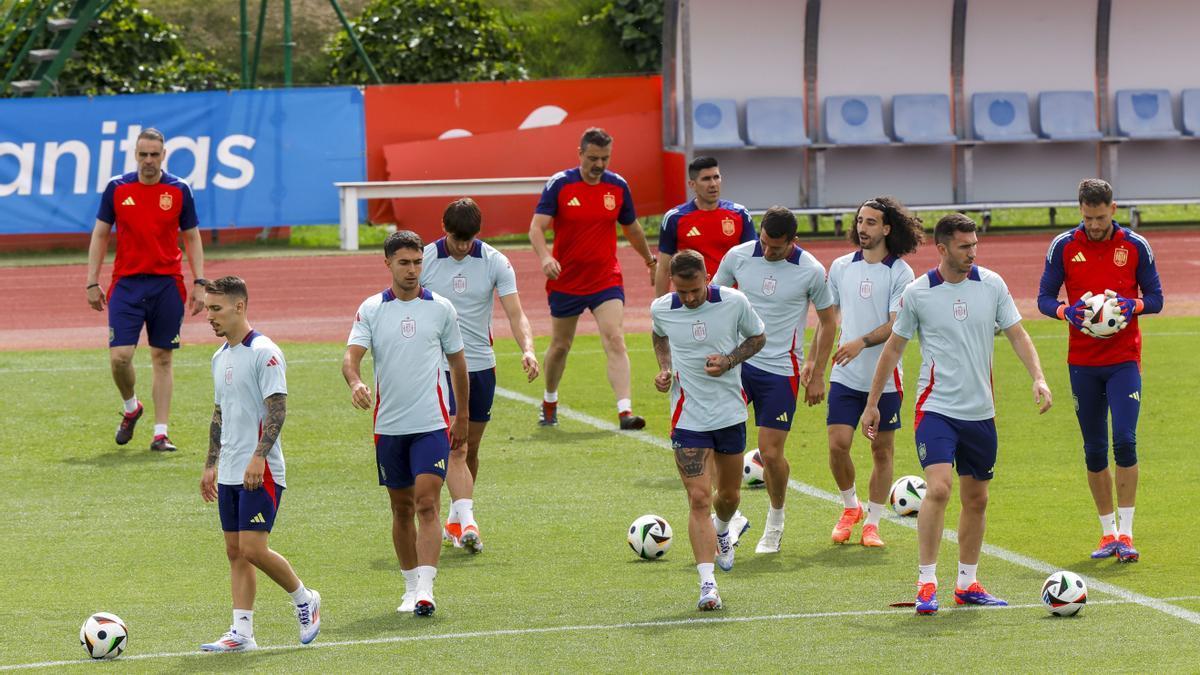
{"left": 1068, "top": 361, "right": 1141, "bottom": 454}
{"left": 218, "top": 483, "right": 284, "bottom": 532}
{"left": 671, "top": 422, "right": 747, "bottom": 455}
{"left": 827, "top": 381, "right": 903, "bottom": 431}
{"left": 375, "top": 431, "right": 450, "bottom": 489}
{"left": 107, "top": 275, "right": 185, "bottom": 349}
{"left": 445, "top": 368, "right": 497, "bottom": 422}
{"left": 914, "top": 411, "right": 997, "bottom": 481}
{"left": 740, "top": 362, "right": 798, "bottom": 430}
{"left": 548, "top": 285, "right": 624, "bottom": 318}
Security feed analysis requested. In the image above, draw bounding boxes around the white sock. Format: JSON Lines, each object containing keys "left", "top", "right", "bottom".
{"left": 288, "top": 582, "right": 310, "bottom": 606}
{"left": 697, "top": 563, "right": 716, "bottom": 587}
{"left": 153, "top": 424, "right": 168, "bottom": 437}
{"left": 233, "top": 609, "right": 253, "bottom": 637}
{"left": 543, "top": 390, "right": 558, "bottom": 403}
{"left": 402, "top": 568, "right": 418, "bottom": 594}
{"left": 1099, "top": 512, "right": 1118, "bottom": 537}
{"left": 918, "top": 563, "right": 937, "bottom": 585}
{"left": 866, "top": 501, "right": 885, "bottom": 527}
{"left": 454, "top": 498, "right": 475, "bottom": 527}
{"left": 839, "top": 487, "right": 858, "bottom": 509}
{"left": 416, "top": 565, "right": 437, "bottom": 594}
{"left": 956, "top": 562, "right": 978, "bottom": 590}
{"left": 446, "top": 500, "right": 460, "bottom": 524}
{"left": 617, "top": 398, "right": 632, "bottom": 414}
{"left": 714, "top": 516, "right": 730, "bottom": 536}
{"left": 123, "top": 396, "right": 139, "bottom": 414}
{"left": 1117, "top": 507, "right": 1135, "bottom": 538}
{"left": 766, "top": 506, "right": 785, "bottom": 528}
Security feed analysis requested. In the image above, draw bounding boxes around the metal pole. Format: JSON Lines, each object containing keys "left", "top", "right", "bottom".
{"left": 251, "top": 0, "right": 268, "bottom": 86}
{"left": 328, "top": 0, "right": 383, "bottom": 84}
{"left": 239, "top": 0, "right": 249, "bottom": 87}
{"left": 283, "top": 0, "right": 293, "bottom": 87}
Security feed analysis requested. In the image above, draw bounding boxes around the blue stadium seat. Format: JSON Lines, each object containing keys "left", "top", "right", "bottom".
{"left": 1184, "top": 89, "right": 1200, "bottom": 136}
{"left": 823, "top": 95, "right": 889, "bottom": 145}
{"left": 1038, "top": 91, "right": 1102, "bottom": 141}
{"left": 971, "top": 92, "right": 1037, "bottom": 141}
{"left": 692, "top": 99, "right": 744, "bottom": 149}
{"left": 1115, "top": 89, "right": 1181, "bottom": 138}
{"left": 745, "top": 97, "right": 810, "bottom": 147}
{"left": 892, "top": 94, "right": 957, "bottom": 144}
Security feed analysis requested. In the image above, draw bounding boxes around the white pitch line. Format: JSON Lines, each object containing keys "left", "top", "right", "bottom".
{"left": 5, "top": 596, "right": 1200, "bottom": 672}
{"left": 494, "top": 387, "right": 1200, "bottom": 627}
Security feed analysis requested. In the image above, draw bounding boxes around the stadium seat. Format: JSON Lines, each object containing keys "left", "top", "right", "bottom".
{"left": 823, "top": 95, "right": 890, "bottom": 145}
{"left": 971, "top": 92, "right": 1037, "bottom": 141}
{"left": 1184, "top": 89, "right": 1200, "bottom": 136}
{"left": 1114, "top": 89, "right": 1182, "bottom": 138}
{"left": 1038, "top": 91, "right": 1102, "bottom": 141}
{"left": 745, "top": 97, "right": 810, "bottom": 147}
{"left": 892, "top": 94, "right": 957, "bottom": 144}
{"left": 692, "top": 99, "right": 744, "bottom": 149}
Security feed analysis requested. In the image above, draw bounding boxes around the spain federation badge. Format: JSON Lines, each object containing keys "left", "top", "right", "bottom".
{"left": 603, "top": 193, "right": 616, "bottom": 211}
{"left": 692, "top": 321, "right": 707, "bottom": 341}
{"left": 452, "top": 274, "right": 467, "bottom": 294}
{"left": 1113, "top": 247, "right": 1128, "bottom": 267}
{"left": 953, "top": 300, "right": 968, "bottom": 321}
{"left": 159, "top": 192, "right": 173, "bottom": 211}
{"left": 401, "top": 317, "right": 416, "bottom": 338}
{"left": 721, "top": 217, "right": 736, "bottom": 236}
{"left": 762, "top": 276, "right": 777, "bottom": 296}
{"left": 859, "top": 279, "right": 874, "bottom": 299}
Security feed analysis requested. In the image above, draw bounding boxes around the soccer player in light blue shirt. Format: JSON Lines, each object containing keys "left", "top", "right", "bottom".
{"left": 651, "top": 250, "right": 765, "bottom": 611}
{"left": 421, "top": 198, "right": 540, "bottom": 556}
{"left": 862, "top": 214, "right": 1052, "bottom": 615}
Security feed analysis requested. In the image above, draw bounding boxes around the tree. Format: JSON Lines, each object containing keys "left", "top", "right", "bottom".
{"left": 582, "top": 0, "right": 663, "bottom": 72}
{"left": 325, "top": 0, "right": 526, "bottom": 85}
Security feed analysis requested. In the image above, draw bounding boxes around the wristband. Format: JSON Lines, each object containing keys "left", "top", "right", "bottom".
{"left": 645, "top": 258, "right": 657, "bottom": 267}
{"left": 86, "top": 283, "right": 100, "bottom": 290}
{"left": 193, "top": 278, "right": 209, "bottom": 286}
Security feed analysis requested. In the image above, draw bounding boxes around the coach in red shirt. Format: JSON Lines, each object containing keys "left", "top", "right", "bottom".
{"left": 529, "top": 128, "right": 657, "bottom": 430}
{"left": 85, "top": 127, "right": 206, "bottom": 453}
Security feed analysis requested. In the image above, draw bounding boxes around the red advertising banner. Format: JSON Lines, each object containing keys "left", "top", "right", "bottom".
{"left": 363, "top": 75, "right": 681, "bottom": 238}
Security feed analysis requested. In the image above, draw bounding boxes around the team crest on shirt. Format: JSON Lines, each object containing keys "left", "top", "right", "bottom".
{"left": 159, "top": 192, "right": 173, "bottom": 211}
{"left": 721, "top": 217, "right": 736, "bottom": 236}
{"left": 225, "top": 367, "right": 234, "bottom": 385}
{"left": 762, "top": 276, "right": 777, "bottom": 296}
{"left": 603, "top": 193, "right": 616, "bottom": 211}
{"left": 1113, "top": 247, "right": 1128, "bottom": 267}
{"left": 452, "top": 274, "right": 467, "bottom": 294}
{"left": 953, "top": 300, "right": 968, "bottom": 321}
{"left": 859, "top": 279, "right": 873, "bottom": 299}
{"left": 401, "top": 317, "right": 416, "bottom": 338}
{"left": 692, "top": 321, "right": 708, "bottom": 341}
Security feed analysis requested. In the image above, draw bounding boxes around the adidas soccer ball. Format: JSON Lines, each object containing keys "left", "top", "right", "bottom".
{"left": 80, "top": 612, "right": 127, "bottom": 660}
{"left": 742, "top": 449, "right": 765, "bottom": 487}
{"left": 889, "top": 475, "right": 927, "bottom": 516}
{"left": 1079, "top": 293, "right": 1124, "bottom": 339}
{"left": 628, "top": 514, "right": 673, "bottom": 559}
{"left": 1042, "top": 570, "right": 1088, "bottom": 616}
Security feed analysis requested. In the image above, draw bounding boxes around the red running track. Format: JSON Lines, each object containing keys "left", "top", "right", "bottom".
{"left": 2, "top": 230, "right": 1197, "bottom": 351}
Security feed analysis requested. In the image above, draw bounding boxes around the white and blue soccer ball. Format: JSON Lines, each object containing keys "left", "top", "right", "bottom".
{"left": 1042, "top": 570, "right": 1088, "bottom": 616}
{"left": 80, "top": 612, "right": 127, "bottom": 660}
{"left": 889, "top": 475, "right": 927, "bottom": 516}
{"left": 628, "top": 514, "right": 673, "bottom": 559}
{"left": 742, "top": 449, "right": 765, "bottom": 487}
{"left": 1080, "top": 293, "right": 1125, "bottom": 339}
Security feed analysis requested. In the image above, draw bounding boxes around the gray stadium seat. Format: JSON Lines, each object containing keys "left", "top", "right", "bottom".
{"left": 745, "top": 97, "right": 810, "bottom": 147}
{"left": 892, "top": 94, "right": 957, "bottom": 144}
{"left": 971, "top": 92, "right": 1037, "bottom": 141}
{"left": 1115, "top": 89, "right": 1182, "bottom": 138}
{"left": 1038, "top": 91, "right": 1102, "bottom": 141}
{"left": 692, "top": 98, "right": 744, "bottom": 149}
{"left": 823, "top": 95, "right": 889, "bottom": 145}
{"left": 1184, "top": 89, "right": 1200, "bottom": 136}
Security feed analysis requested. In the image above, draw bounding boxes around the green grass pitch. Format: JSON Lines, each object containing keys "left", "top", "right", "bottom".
{"left": 1, "top": 316, "right": 1198, "bottom": 671}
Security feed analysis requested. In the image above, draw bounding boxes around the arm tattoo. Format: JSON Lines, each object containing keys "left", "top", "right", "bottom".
{"left": 675, "top": 446, "right": 710, "bottom": 478}
{"left": 254, "top": 393, "right": 287, "bottom": 458}
{"left": 725, "top": 334, "right": 766, "bottom": 370}
{"left": 652, "top": 332, "right": 673, "bottom": 371}
{"left": 205, "top": 405, "right": 222, "bottom": 468}
{"left": 862, "top": 334, "right": 878, "bottom": 348}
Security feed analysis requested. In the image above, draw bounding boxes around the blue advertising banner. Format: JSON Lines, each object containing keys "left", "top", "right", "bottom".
{"left": 0, "top": 86, "right": 364, "bottom": 234}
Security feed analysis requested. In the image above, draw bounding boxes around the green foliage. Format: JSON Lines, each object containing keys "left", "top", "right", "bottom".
{"left": 580, "top": 0, "right": 663, "bottom": 72}
{"left": 0, "top": 0, "right": 235, "bottom": 97}
{"left": 325, "top": 0, "right": 527, "bottom": 84}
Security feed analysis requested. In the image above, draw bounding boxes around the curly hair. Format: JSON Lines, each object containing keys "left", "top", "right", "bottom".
{"left": 850, "top": 196, "right": 925, "bottom": 257}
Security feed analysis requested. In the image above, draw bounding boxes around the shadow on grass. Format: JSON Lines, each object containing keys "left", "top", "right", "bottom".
{"left": 61, "top": 446, "right": 182, "bottom": 467}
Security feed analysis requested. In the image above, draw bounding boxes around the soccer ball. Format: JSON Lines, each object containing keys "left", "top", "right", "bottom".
{"left": 1042, "top": 570, "right": 1088, "bottom": 616}
{"left": 742, "top": 449, "right": 765, "bottom": 487}
{"left": 889, "top": 475, "right": 927, "bottom": 516}
{"left": 627, "top": 514, "right": 673, "bottom": 559}
{"left": 80, "top": 612, "right": 127, "bottom": 660}
{"left": 1079, "top": 292, "right": 1125, "bottom": 339}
